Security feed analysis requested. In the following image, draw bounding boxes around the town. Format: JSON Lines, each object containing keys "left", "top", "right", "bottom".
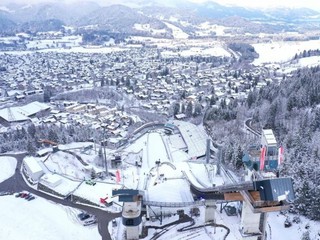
{"left": 1, "top": 1, "right": 320, "bottom": 240}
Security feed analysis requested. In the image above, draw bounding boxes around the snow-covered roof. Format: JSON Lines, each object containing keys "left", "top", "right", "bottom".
{"left": 172, "top": 120, "right": 208, "bottom": 158}
{"left": 0, "top": 101, "right": 50, "bottom": 122}
{"left": 262, "top": 129, "right": 277, "bottom": 146}
{"left": 23, "top": 157, "right": 43, "bottom": 174}
{"left": 0, "top": 107, "right": 30, "bottom": 122}
{"left": 41, "top": 173, "right": 62, "bottom": 185}
{"left": 18, "top": 101, "right": 50, "bottom": 116}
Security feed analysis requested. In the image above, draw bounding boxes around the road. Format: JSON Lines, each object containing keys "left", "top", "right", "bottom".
{"left": 244, "top": 119, "right": 261, "bottom": 137}
{"left": 0, "top": 153, "right": 121, "bottom": 240}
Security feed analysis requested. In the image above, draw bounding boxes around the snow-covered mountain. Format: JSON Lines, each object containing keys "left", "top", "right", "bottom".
{"left": 0, "top": 1, "right": 319, "bottom": 35}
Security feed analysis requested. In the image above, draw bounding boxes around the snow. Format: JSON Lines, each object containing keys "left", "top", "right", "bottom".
{"left": 0, "top": 156, "right": 17, "bottom": 183}
{"left": 164, "top": 22, "right": 189, "bottom": 39}
{"left": 253, "top": 40, "right": 320, "bottom": 65}
{"left": 44, "top": 151, "right": 90, "bottom": 179}
{"left": 73, "top": 181, "right": 122, "bottom": 207}
{"left": 196, "top": 22, "right": 229, "bottom": 37}
{"left": 6, "top": 128, "right": 318, "bottom": 240}
{"left": 298, "top": 56, "right": 320, "bottom": 68}
{"left": 133, "top": 24, "right": 166, "bottom": 36}
{"left": 0, "top": 195, "right": 100, "bottom": 240}
{"left": 0, "top": 6, "right": 13, "bottom": 13}
{"left": 147, "top": 178, "right": 193, "bottom": 203}
{"left": 268, "top": 212, "right": 320, "bottom": 240}
{"left": 39, "top": 174, "right": 79, "bottom": 196}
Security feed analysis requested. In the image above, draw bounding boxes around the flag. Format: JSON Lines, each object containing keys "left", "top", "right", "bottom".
{"left": 278, "top": 146, "right": 284, "bottom": 165}
{"left": 260, "top": 147, "right": 266, "bottom": 171}
{"left": 116, "top": 169, "right": 121, "bottom": 183}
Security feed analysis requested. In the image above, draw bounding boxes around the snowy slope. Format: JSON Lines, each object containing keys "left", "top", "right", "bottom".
{"left": 0, "top": 156, "right": 17, "bottom": 183}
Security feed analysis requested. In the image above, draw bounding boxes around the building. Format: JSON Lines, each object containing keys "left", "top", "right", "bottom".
{"left": 23, "top": 157, "right": 45, "bottom": 182}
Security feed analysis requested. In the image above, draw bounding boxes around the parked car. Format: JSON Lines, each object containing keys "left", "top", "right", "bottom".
{"left": 25, "top": 194, "right": 33, "bottom": 200}
{"left": 28, "top": 196, "right": 35, "bottom": 201}
{"left": 20, "top": 193, "right": 28, "bottom": 198}
{"left": 83, "top": 218, "right": 97, "bottom": 226}
{"left": 85, "top": 180, "right": 96, "bottom": 186}
{"left": 15, "top": 192, "right": 23, "bottom": 198}
{"left": 77, "top": 212, "right": 91, "bottom": 221}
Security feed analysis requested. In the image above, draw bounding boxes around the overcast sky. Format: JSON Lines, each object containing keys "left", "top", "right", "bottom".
{"left": 4, "top": 0, "right": 320, "bottom": 11}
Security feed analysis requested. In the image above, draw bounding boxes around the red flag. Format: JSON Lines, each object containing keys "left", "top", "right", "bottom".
{"left": 116, "top": 169, "right": 121, "bottom": 183}
{"left": 260, "top": 147, "right": 266, "bottom": 171}
{"left": 278, "top": 146, "right": 284, "bottom": 165}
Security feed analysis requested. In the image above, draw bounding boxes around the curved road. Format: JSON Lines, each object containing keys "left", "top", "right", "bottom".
{"left": 244, "top": 119, "right": 261, "bottom": 137}
{"left": 0, "top": 153, "right": 121, "bottom": 240}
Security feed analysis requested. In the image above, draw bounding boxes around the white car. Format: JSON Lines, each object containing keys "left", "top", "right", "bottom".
{"left": 83, "top": 217, "right": 97, "bottom": 226}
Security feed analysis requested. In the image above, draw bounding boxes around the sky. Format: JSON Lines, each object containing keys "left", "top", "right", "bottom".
{"left": 3, "top": 0, "right": 320, "bottom": 11}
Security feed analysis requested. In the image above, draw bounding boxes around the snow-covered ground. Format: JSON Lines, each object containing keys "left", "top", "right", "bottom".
{"left": 73, "top": 181, "right": 122, "bottom": 208}
{"left": 133, "top": 23, "right": 167, "bottom": 36}
{"left": 298, "top": 56, "right": 320, "bottom": 68}
{"left": 44, "top": 151, "right": 89, "bottom": 179}
{"left": 196, "top": 22, "right": 229, "bottom": 37}
{"left": 26, "top": 35, "right": 82, "bottom": 49}
{"left": 164, "top": 22, "right": 189, "bottom": 39}
{"left": 0, "top": 195, "right": 100, "bottom": 240}
{"left": 109, "top": 204, "right": 320, "bottom": 240}
{"left": 0, "top": 156, "right": 17, "bottom": 183}
{"left": 253, "top": 40, "right": 320, "bottom": 65}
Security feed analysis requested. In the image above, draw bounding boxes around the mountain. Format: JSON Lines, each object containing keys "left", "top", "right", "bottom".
{"left": 264, "top": 7, "right": 320, "bottom": 22}
{"left": 77, "top": 4, "right": 170, "bottom": 36}
{"left": 17, "top": 19, "right": 64, "bottom": 33}
{"left": 0, "top": 12, "right": 16, "bottom": 33}
{"left": 0, "top": 1, "right": 319, "bottom": 36}
{"left": 192, "top": 1, "right": 266, "bottom": 19}
{"left": 1, "top": 2, "right": 101, "bottom": 24}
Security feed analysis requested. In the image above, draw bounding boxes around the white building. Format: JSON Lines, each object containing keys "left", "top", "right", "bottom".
{"left": 23, "top": 157, "right": 44, "bottom": 182}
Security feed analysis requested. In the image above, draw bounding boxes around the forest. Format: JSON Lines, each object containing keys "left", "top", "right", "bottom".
{"left": 205, "top": 66, "right": 320, "bottom": 221}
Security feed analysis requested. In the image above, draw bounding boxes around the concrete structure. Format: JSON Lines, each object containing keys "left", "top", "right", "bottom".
{"left": 23, "top": 157, "right": 44, "bottom": 182}
{"left": 40, "top": 173, "right": 62, "bottom": 188}
{"left": 240, "top": 202, "right": 261, "bottom": 239}
{"left": 123, "top": 202, "right": 142, "bottom": 240}
{"left": 204, "top": 200, "right": 216, "bottom": 222}
{"left": 113, "top": 189, "right": 143, "bottom": 240}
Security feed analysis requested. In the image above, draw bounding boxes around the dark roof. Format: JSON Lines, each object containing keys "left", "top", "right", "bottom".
{"left": 254, "top": 177, "right": 295, "bottom": 202}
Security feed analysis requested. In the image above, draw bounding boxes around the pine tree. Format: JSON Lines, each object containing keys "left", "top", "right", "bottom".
{"left": 186, "top": 101, "right": 193, "bottom": 117}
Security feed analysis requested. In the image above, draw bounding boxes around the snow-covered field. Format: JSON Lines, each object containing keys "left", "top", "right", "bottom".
{"left": 26, "top": 35, "right": 82, "bottom": 49}
{"left": 253, "top": 40, "right": 320, "bottom": 65}
{"left": 0, "top": 195, "right": 100, "bottom": 240}
{"left": 298, "top": 55, "right": 320, "bottom": 68}
{"left": 133, "top": 23, "right": 167, "bottom": 36}
{"left": 0, "top": 156, "right": 17, "bottom": 183}
{"left": 164, "top": 22, "right": 189, "bottom": 39}
{"left": 196, "top": 22, "right": 229, "bottom": 37}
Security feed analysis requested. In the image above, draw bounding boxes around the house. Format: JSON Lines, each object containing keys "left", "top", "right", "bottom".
{"left": 23, "top": 157, "right": 45, "bottom": 182}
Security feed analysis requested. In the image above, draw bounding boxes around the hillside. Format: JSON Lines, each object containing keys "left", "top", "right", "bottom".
{"left": 205, "top": 66, "right": 320, "bottom": 221}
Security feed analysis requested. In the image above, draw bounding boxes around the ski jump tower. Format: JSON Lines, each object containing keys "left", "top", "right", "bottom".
{"left": 112, "top": 189, "right": 143, "bottom": 240}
